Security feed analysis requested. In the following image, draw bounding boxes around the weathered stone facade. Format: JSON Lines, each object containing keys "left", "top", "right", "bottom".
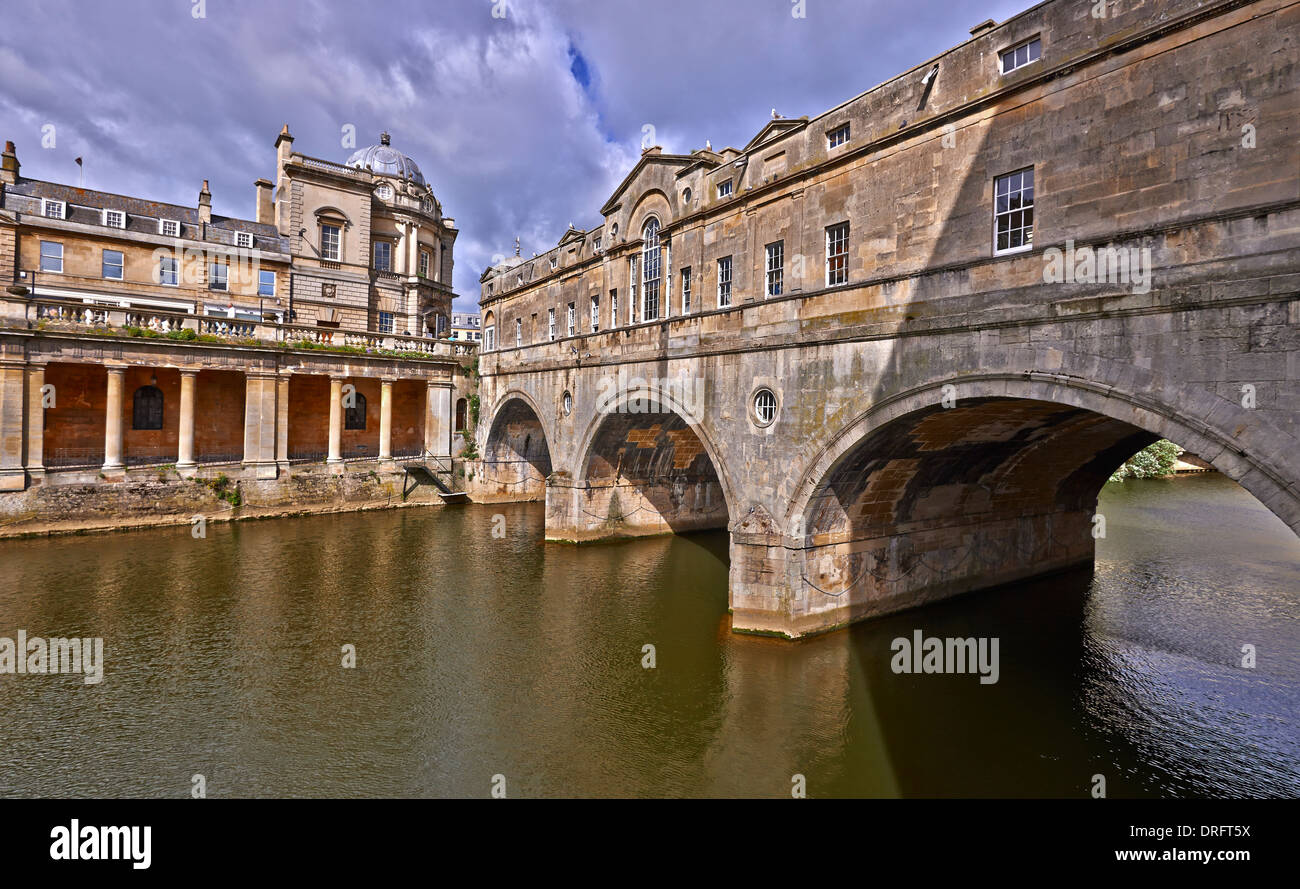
{"left": 474, "top": 0, "right": 1300, "bottom": 637}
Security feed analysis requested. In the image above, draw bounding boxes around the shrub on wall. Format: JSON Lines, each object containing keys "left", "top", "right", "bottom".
{"left": 1109, "top": 439, "right": 1183, "bottom": 482}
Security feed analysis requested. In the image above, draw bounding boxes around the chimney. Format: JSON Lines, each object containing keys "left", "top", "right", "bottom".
{"left": 275, "top": 123, "right": 294, "bottom": 169}
{"left": 198, "top": 179, "right": 212, "bottom": 224}
{"left": 969, "top": 19, "right": 996, "bottom": 38}
{"left": 273, "top": 124, "right": 294, "bottom": 235}
{"left": 1, "top": 141, "right": 18, "bottom": 186}
{"left": 254, "top": 178, "right": 273, "bottom": 225}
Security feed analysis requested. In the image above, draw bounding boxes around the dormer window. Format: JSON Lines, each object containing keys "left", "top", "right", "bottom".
{"left": 717, "top": 180, "right": 733, "bottom": 198}
{"left": 376, "top": 183, "right": 393, "bottom": 200}
{"left": 827, "top": 123, "right": 851, "bottom": 149}
{"left": 159, "top": 219, "right": 180, "bottom": 238}
{"left": 102, "top": 209, "right": 126, "bottom": 229}
{"left": 549, "top": 255, "right": 558, "bottom": 270}
{"left": 1000, "top": 37, "right": 1041, "bottom": 74}
{"left": 235, "top": 231, "right": 253, "bottom": 249}
{"left": 42, "top": 199, "right": 65, "bottom": 220}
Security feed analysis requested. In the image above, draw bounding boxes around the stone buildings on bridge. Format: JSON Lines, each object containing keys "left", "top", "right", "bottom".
{"left": 472, "top": 0, "right": 1300, "bottom": 636}
{"left": 0, "top": 128, "right": 474, "bottom": 496}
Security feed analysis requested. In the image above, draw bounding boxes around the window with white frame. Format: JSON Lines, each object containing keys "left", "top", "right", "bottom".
{"left": 235, "top": 231, "right": 253, "bottom": 249}
{"left": 641, "top": 218, "right": 661, "bottom": 321}
{"left": 827, "top": 123, "right": 851, "bottom": 149}
{"left": 40, "top": 240, "right": 63, "bottom": 273}
{"left": 378, "top": 311, "right": 394, "bottom": 334}
{"left": 258, "top": 270, "right": 275, "bottom": 297}
{"left": 515, "top": 317, "right": 522, "bottom": 347}
{"left": 628, "top": 255, "right": 639, "bottom": 324}
{"left": 159, "top": 219, "right": 180, "bottom": 237}
{"left": 567, "top": 302, "right": 576, "bottom": 337}
{"left": 42, "top": 199, "right": 65, "bottom": 220}
{"left": 158, "top": 256, "right": 178, "bottom": 285}
{"left": 717, "top": 256, "right": 732, "bottom": 307}
{"left": 994, "top": 167, "right": 1034, "bottom": 254}
{"left": 102, "top": 249, "right": 124, "bottom": 280}
{"left": 102, "top": 209, "right": 126, "bottom": 229}
{"left": 610, "top": 290, "right": 618, "bottom": 327}
{"left": 419, "top": 249, "right": 430, "bottom": 278}
{"left": 765, "top": 241, "right": 784, "bottom": 297}
{"left": 717, "top": 180, "right": 733, "bottom": 198}
{"left": 320, "top": 223, "right": 341, "bottom": 261}
{"left": 590, "top": 295, "right": 600, "bottom": 332}
{"left": 681, "top": 267, "right": 692, "bottom": 314}
{"left": 1000, "top": 37, "right": 1041, "bottom": 74}
{"left": 826, "top": 222, "right": 849, "bottom": 286}
{"left": 484, "top": 325, "right": 495, "bottom": 351}
{"left": 548, "top": 308, "right": 556, "bottom": 341}
{"left": 373, "top": 240, "right": 392, "bottom": 272}
{"left": 209, "top": 260, "right": 228, "bottom": 291}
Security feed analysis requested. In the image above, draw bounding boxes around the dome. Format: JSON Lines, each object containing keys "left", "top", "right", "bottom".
{"left": 345, "top": 132, "right": 426, "bottom": 187}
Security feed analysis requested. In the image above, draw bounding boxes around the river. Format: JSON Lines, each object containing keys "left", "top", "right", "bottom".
{"left": 0, "top": 472, "right": 1296, "bottom": 797}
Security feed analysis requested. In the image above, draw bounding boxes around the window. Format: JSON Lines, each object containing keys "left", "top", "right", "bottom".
{"left": 208, "top": 261, "right": 228, "bottom": 291}
{"left": 319, "top": 224, "right": 341, "bottom": 261}
{"left": 159, "top": 219, "right": 180, "bottom": 237}
{"left": 102, "top": 249, "right": 124, "bottom": 280}
{"left": 717, "top": 256, "right": 732, "bottom": 307}
{"left": 1000, "top": 37, "right": 1041, "bottom": 74}
{"left": 682, "top": 187, "right": 692, "bottom": 205}
{"left": 681, "top": 267, "right": 692, "bottom": 314}
{"left": 826, "top": 222, "right": 849, "bottom": 286}
{"left": 515, "top": 317, "right": 522, "bottom": 347}
{"left": 717, "top": 180, "right": 733, "bottom": 198}
{"left": 419, "top": 250, "right": 430, "bottom": 278}
{"left": 642, "top": 218, "right": 661, "bottom": 321}
{"left": 593, "top": 236, "right": 602, "bottom": 252}
{"left": 42, "top": 199, "right": 65, "bottom": 220}
{"left": 765, "top": 241, "right": 784, "bottom": 297}
{"left": 567, "top": 302, "right": 576, "bottom": 337}
{"left": 258, "top": 270, "right": 275, "bottom": 297}
{"left": 753, "top": 388, "right": 778, "bottom": 426}
{"left": 158, "top": 255, "right": 178, "bottom": 285}
{"left": 827, "top": 123, "right": 851, "bottom": 149}
{"left": 376, "top": 183, "right": 393, "bottom": 200}
{"left": 610, "top": 290, "right": 618, "bottom": 328}
{"left": 132, "top": 386, "right": 164, "bottom": 430}
{"left": 484, "top": 324, "right": 495, "bottom": 351}
{"left": 548, "top": 308, "right": 556, "bottom": 341}
{"left": 994, "top": 167, "right": 1035, "bottom": 254}
{"left": 102, "top": 209, "right": 126, "bottom": 228}
{"left": 373, "top": 241, "right": 392, "bottom": 272}
{"left": 39, "top": 241, "right": 62, "bottom": 273}
{"left": 590, "top": 295, "right": 599, "bottom": 332}
{"left": 378, "top": 311, "right": 394, "bottom": 334}
{"left": 628, "top": 255, "right": 639, "bottom": 324}
{"left": 563, "top": 391, "right": 573, "bottom": 415}
{"left": 455, "top": 398, "right": 468, "bottom": 433}
{"left": 345, "top": 392, "right": 367, "bottom": 430}
{"left": 235, "top": 231, "right": 253, "bottom": 249}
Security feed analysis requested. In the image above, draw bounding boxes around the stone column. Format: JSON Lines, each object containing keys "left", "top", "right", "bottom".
{"left": 379, "top": 378, "right": 394, "bottom": 462}
{"left": 327, "top": 376, "right": 344, "bottom": 469}
{"left": 0, "top": 359, "right": 26, "bottom": 491}
{"left": 425, "top": 381, "right": 453, "bottom": 458}
{"left": 23, "top": 363, "right": 45, "bottom": 485}
{"left": 275, "top": 374, "right": 290, "bottom": 474}
{"left": 241, "top": 372, "right": 279, "bottom": 479}
{"left": 102, "top": 366, "right": 126, "bottom": 475}
{"left": 176, "top": 370, "right": 198, "bottom": 474}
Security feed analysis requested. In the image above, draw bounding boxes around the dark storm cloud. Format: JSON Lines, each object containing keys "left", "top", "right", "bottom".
{"left": 0, "top": 0, "right": 1030, "bottom": 308}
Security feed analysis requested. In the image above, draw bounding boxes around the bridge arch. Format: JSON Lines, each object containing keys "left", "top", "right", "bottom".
{"left": 478, "top": 390, "right": 554, "bottom": 501}
{"left": 545, "top": 381, "right": 736, "bottom": 542}
{"left": 728, "top": 370, "right": 1300, "bottom": 637}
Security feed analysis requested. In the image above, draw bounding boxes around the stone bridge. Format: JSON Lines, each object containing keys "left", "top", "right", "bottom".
{"left": 468, "top": 0, "right": 1300, "bottom": 637}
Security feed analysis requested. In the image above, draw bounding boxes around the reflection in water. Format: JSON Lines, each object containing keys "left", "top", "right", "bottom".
{"left": 0, "top": 474, "right": 1295, "bottom": 797}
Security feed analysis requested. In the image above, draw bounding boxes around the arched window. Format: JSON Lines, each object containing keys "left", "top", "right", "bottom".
{"left": 642, "top": 218, "right": 661, "bottom": 321}
{"left": 132, "top": 385, "right": 164, "bottom": 430}
{"left": 455, "top": 398, "right": 468, "bottom": 433}
{"left": 345, "top": 392, "right": 367, "bottom": 430}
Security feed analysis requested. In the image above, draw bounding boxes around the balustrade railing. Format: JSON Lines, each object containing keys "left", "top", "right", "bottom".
{"left": 8, "top": 290, "right": 477, "bottom": 359}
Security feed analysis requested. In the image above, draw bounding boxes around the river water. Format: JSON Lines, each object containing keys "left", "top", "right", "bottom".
{"left": 0, "top": 473, "right": 1296, "bottom": 798}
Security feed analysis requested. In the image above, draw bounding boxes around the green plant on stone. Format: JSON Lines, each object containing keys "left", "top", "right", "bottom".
{"left": 1109, "top": 439, "right": 1183, "bottom": 482}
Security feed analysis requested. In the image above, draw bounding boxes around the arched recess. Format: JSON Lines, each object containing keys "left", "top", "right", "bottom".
{"left": 479, "top": 392, "right": 553, "bottom": 501}
{"left": 764, "top": 374, "right": 1300, "bottom": 633}
{"left": 548, "top": 383, "right": 734, "bottom": 542}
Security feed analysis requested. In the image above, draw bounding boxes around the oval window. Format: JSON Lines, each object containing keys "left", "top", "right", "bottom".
{"left": 753, "top": 388, "right": 777, "bottom": 426}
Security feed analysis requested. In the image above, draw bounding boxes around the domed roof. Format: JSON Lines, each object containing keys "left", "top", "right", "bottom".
{"left": 345, "top": 132, "right": 426, "bottom": 187}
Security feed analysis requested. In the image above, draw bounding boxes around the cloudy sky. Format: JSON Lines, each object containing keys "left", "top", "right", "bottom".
{"left": 0, "top": 0, "right": 1029, "bottom": 310}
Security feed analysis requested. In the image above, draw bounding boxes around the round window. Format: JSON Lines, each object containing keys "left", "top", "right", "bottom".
{"left": 610, "top": 222, "right": 619, "bottom": 238}
{"left": 563, "top": 391, "right": 573, "bottom": 416}
{"left": 683, "top": 187, "right": 692, "bottom": 205}
{"left": 753, "top": 388, "right": 777, "bottom": 426}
